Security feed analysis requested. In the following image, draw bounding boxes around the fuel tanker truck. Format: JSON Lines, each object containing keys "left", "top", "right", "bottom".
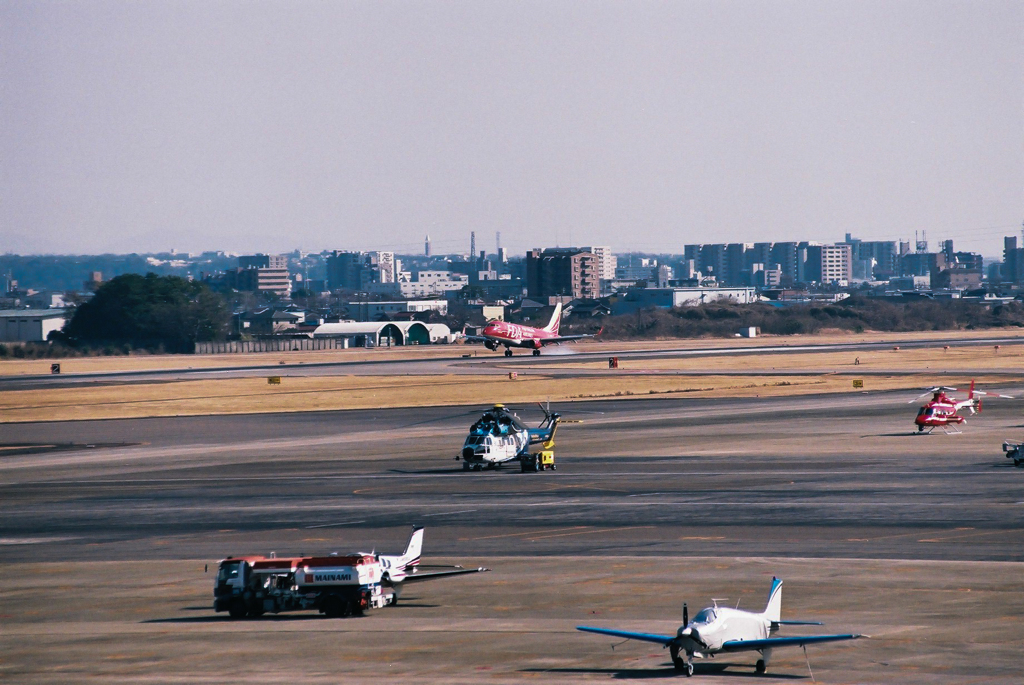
{"left": 213, "top": 527, "right": 487, "bottom": 618}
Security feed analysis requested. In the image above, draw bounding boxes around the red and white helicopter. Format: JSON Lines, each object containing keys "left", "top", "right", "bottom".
{"left": 909, "top": 380, "right": 1013, "bottom": 434}
{"left": 462, "top": 302, "right": 599, "bottom": 356}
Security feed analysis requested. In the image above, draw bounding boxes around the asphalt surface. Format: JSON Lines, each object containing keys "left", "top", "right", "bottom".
{"left": 2, "top": 389, "right": 1023, "bottom": 683}
{"left": 3, "top": 392, "right": 1023, "bottom": 564}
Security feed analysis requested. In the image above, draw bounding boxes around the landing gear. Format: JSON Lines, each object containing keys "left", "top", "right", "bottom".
{"left": 532, "top": 349, "right": 541, "bottom": 356}
{"left": 755, "top": 659, "right": 767, "bottom": 674}
{"left": 670, "top": 645, "right": 693, "bottom": 677}
{"left": 504, "top": 348, "right": 513, "bottom": 357}
{"left": 462, "top": 461, "right": 471, "bottom": 471}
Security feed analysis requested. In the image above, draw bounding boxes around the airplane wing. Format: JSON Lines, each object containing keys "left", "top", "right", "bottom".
{"left": 538, "top": 334, "right": 596, "bottom": 346}
{"left": 720, "top": 633, "right": 864, "bottom": 652}
{"left": 391, "top": 567, "right": 489, "bottom": 585}
{"left": 459, "top": 334, "right": 492, "bottom": 344}
{"left": 576, "top": 626, "right": 676, "bottom": 646}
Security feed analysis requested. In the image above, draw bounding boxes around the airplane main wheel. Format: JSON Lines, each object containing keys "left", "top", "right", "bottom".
{"left": 462, "top": 461, "right": 471, "bottom": 471}
{"left": 755, "top": 659, "right": 766, "bottom": 674}
{"left": 532, "top": 349, "right": 541, "bottom": 356}
{"left": 504, "top": 348, "right": 513, "bottom": 357}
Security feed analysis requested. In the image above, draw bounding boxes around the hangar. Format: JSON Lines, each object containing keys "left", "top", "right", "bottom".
{"left": 311, "top": 321, "right": 451, "bottom": 346}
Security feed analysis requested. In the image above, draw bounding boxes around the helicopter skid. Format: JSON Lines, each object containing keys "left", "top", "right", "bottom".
{"left": 917, "top": 425, "right": 962, "bottom": 435}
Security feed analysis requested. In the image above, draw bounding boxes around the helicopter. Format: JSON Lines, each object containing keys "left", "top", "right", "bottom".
{"left": 456, "top": 403, "right": 566, "bottom": 471}
{"left": 909, "top": 380, "right": 1013, "bottom": 434}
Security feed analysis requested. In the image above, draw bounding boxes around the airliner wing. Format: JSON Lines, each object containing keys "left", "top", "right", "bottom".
{"left": 460, "top": 334, "right": 492, "bottom": 344}
{"left": 576, "top": 626, "right": 676, "bottom": 646}
{"left": 721, "top": 633, "right": 864, "bottom": 652}
{"left": 538, "top": 333, "right": 596, "bottom": 346}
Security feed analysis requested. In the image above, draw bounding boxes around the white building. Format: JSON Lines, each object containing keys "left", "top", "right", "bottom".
{"left": 582, "top": 246, "right": 617, "bottom": 280}
{"left": 0, "top": 309, "right": 69, "bottom": 342}
{"left": 368, "top": 271, "right": 468, "bottom": 298}
{"left": 345, "top": 299, "right": 448, "bottom": 321}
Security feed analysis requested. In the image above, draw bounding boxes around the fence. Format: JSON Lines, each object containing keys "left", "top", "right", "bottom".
{"left": 194, "top": 338, "right": 349, "bottom": 354}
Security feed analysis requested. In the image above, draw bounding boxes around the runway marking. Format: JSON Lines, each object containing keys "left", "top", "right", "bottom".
{"left": 526, "top": 499, "right": 580, "bottom": 507}
{"left": 526, "top": 526, "right": 654, "bottom": 540}
{"left": 918, "top": 529, "right": 1011, "bottom": 543}
{"left": 305, "top": 520, "right": 366, "bottom": 529}
{"left": 3, "top": 469, "right": 1002, "bottom": 487}
{"left": 679, "top": 536, "right": 725, "bottom": 541}
{"left": 421, "top": 509, "right": 477, "bottom": 517}
{"left": 0, "top": 536, "right": 78, "bottom": 545}
{"left": 459, "top": 526, "right": 591, "bottom": 541}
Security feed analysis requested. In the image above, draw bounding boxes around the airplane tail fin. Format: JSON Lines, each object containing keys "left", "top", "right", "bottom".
{"left": 543, "top": 303, "right": 563, "bottom": 334}
{"left": 763, "top": 576, "right": 783, "bottom": 622}
{"left": 398, "top": 526, "right": 423, "bottom": 570}
{"left": 968, "top": 379, "right": 975, "bottom": 401}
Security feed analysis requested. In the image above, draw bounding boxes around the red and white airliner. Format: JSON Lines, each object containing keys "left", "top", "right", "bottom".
{"left": 464, "top": 303, "right": 599, "bottom": 356}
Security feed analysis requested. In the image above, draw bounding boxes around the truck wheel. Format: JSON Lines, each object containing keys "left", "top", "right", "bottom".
{"left": 228, "top": 599, "right": 248, "bottom": 619}
{"left": 323, "top": 596, "right": 343, "bottom": 618}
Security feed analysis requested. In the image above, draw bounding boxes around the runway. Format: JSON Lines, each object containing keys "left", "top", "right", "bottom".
{"left": 4, "top": 333, "right": 1023, "bottom": 390}
{"left": 2, "top": 391, "right": 1023, "bottom": 682}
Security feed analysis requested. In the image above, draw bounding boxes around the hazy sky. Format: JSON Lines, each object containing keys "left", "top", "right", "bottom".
{"left": 3, "top": 1, "right": 1022, "bottom": 257}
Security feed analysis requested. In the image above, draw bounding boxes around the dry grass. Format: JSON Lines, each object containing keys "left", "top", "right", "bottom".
{"left": 4, "top": 331, "right": 1023, "bottom": 424}
{"left": 3, "top": 370, "right": 1018, "bottom": 424}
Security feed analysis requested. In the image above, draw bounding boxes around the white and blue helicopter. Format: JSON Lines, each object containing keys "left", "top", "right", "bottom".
{"left": 456, "top": 403, "right": 564, "bottom": 472}
{"left": 578, "top": 577, "right": 864, "bottom": 677}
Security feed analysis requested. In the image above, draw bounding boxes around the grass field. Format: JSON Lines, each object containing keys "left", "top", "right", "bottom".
{"left": 3, "top": 331, "right": 1023, "bottom": 423}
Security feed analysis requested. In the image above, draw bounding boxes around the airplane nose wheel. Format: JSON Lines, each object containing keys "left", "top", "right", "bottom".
{"left": 671, "top": 646, "right": 694, "bottom": 677}
{"left": 504, "top": 348, "right": 513, "bottom": 357}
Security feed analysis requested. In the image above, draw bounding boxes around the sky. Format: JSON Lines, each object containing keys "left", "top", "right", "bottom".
{"left": 2, "top": 1, "right": 1022, "bottom": 258}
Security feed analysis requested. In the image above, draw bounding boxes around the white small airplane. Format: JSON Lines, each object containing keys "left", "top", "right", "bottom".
{"left": 577, "top": 577, "right": 864, "bottom": 677}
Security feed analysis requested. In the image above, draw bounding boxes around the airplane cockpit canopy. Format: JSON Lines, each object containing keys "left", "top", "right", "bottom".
{"left": 692, "top": 608, "right": 717, "bottom": 624}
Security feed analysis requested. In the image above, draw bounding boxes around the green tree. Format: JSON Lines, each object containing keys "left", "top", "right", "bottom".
{"left": 63, "top": 273, "right": 229, "bottom": 352}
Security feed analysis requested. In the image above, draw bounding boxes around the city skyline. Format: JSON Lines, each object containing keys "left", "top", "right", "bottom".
{"left": 3, "top": 1, "right": 1021, "bottom": 258}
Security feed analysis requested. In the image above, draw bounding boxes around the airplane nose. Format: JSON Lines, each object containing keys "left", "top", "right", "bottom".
{"left": 678, "top": 627, "right": 706, "bottom": 650}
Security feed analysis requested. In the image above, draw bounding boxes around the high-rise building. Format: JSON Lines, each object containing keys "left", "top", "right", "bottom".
{"left": 526, "top": 248, "right": 599, "bottom": 299}
{"left": 326, "top": 251, "right": 394, "bottom": 291}
{"left": 581, "top": 246, "right": 616, "bottom": 281}
{"left": 424, "top": 235, "right": 431, "bottom": 257}
{"left": 233, "top": 255, "right": 290, "bottom": 296}
{"left": 1003, "top": 236, "right": 1024, "bottom": 284}
{"left": 239, "top": 254, "right": 287, "bottom": 270}
{"left": 803, "top": 244, "right": 852, "bottom": 284}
